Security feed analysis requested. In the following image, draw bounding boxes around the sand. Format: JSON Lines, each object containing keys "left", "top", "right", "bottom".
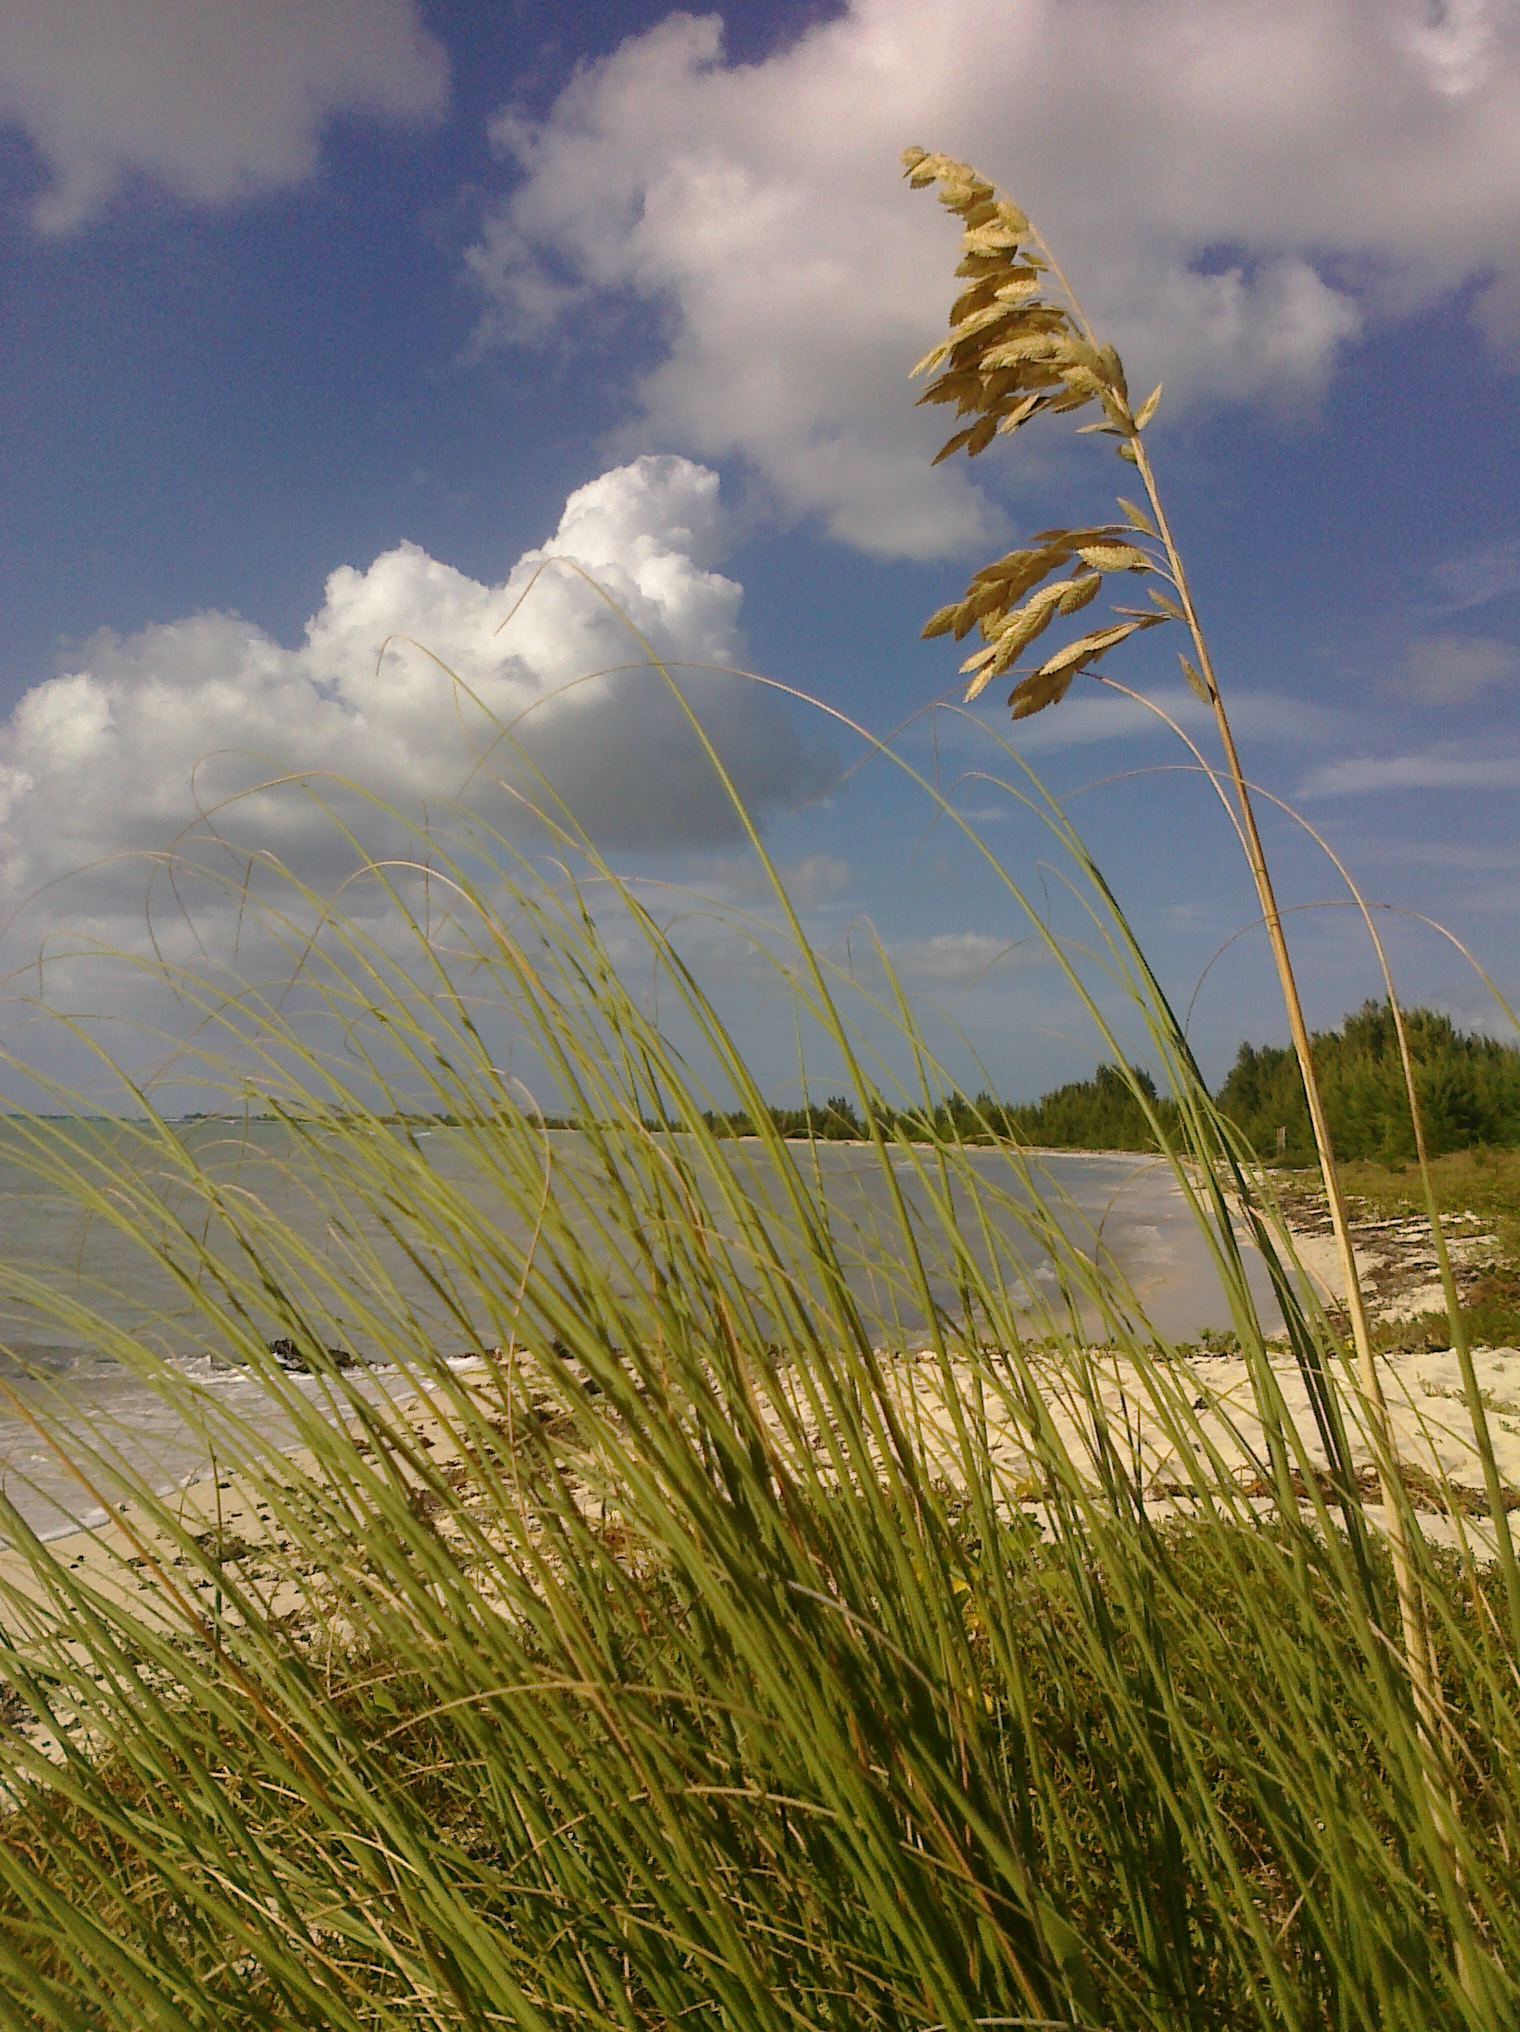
{"left": 6, "top": 1335, "right": 1519, "bottom": 1647}
{"left": 4, "top": 1187, "right": 1517, "bottom": 1680}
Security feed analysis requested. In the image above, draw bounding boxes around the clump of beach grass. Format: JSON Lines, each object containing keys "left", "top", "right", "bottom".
{"left": 0, "top": 731, "right": 1516, "bottom": 2028}
{"left": 0, "top": 163, "right": 1517, "bottom": 2028}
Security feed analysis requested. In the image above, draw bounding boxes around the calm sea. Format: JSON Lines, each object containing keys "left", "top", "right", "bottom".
{"left": 0, "top": 1123, "right": 1281, "bottom": 1541}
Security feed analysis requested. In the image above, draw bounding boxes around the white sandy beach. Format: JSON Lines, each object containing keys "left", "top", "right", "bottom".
{"left": 3, "top": 1186, "right": 1515, "bottom": 1679}
{"left": 4, "top": 1330, "right": 1518, "bottom": 1665}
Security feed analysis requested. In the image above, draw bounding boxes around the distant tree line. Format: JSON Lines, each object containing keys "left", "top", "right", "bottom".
{"left": 340, "top": 1002, "right": 1519, "bottom": 1164}
{"left": 698, "top": 1065, "right": 1174, "bottom": 1153}
{"left": 696, "top": 1005, "right": 1520, "bottom": 1162}
{"left": 1214, "top": 1000, "right": 1520, "bottom": 1164}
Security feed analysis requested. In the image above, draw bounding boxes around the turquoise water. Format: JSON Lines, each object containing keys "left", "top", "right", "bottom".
{"left": 0, "top": 1123, "right": 1280, "bottom": 1541}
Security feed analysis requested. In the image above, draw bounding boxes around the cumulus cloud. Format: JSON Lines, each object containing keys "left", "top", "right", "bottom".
{"left": 0, "top": 0, "right": 447, "bottom": 231}
{"left": 0, "top": 457, "right": 819, "bottom": 955}
{"left": 469, "top": 0, "right": 1520, "bottom": 559}
{"left": 1401, "top": 632, "right": 1520, "bottom": 702}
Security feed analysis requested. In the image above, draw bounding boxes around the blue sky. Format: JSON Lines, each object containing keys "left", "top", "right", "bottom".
{"left": 1, "top": 0, "right": 1517, "bottom": 1109}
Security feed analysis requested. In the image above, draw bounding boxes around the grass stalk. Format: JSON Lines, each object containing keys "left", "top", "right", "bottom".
{"left": 3, "top": 720, "right": 1517, "bottom": 2021}
{"left": 902, "top": 145, "right": 1486, "bottom": 1984}
{"left": 1125, "top": 430, "right": 1462, "bottom": 1912}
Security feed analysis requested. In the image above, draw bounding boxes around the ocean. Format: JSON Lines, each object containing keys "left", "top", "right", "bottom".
{"left": 0, "top": 1122, "right": 1282, "bottom": 1541}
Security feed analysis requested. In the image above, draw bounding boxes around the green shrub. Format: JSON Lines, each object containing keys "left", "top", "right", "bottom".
{"left": 1217, "top": 1001, "right": 1520, "bottom": 1164}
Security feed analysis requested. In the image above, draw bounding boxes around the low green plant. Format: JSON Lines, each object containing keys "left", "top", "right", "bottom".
{"left": 1310, "top": 1148, "right": 1520, "bottom": 1263}
{"left": 1376, "top": 1269, "right": 1520, "bottom": 1359}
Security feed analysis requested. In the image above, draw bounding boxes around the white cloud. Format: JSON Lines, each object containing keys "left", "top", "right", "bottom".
{"left": 1299, "top": 750, "right": 1520, "bottom": 796}
{"left": 1401, "top": 632, "right": 1520, "bottom": 702}
{"left": 1432, "top": 539, "right": 1520, "bottom": 612}
{"left": 0, "top": 0, "right": 447, "bottom": 231}
{"left": 0, "top": 457, "right": 819, "bottom": 952}
{"left": 701, "top": 851, "right": 852, "bottom": 909}
{"left": 891, "top": 930, "right": 1025, "bottom": 989}
{"left": 469, "top": 0, "right": 1520, "bottom": 560}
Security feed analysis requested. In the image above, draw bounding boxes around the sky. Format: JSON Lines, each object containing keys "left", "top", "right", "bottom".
{"left": 1, "top": 0, "right": 1517, "bottom": 1112}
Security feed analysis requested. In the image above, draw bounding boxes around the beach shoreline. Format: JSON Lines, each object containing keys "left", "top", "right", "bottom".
{"left": 5, "top": 1178, "right": 1517, "bottom": 1651}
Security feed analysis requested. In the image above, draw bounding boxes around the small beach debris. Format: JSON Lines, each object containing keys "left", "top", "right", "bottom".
{"left": 266, "top": 1337, "right": 359, "bottom": 1373}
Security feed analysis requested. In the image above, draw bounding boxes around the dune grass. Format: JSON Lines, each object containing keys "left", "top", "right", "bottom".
{"left": 0, "top": 745, "right": 1517, "bottom": 2030}
{"left": 1, "top": 143, "right": 1518, "bottom": 2032}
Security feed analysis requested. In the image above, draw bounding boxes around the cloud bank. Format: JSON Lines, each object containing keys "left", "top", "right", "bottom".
{"left": 0, "top": 0, "right": 448, "bottom": 231}
{"left": 0, "top": 457, "right": 818, "bottom": 957}
{"left": 471, "top": 0, "right": 1520, "bottom": 560}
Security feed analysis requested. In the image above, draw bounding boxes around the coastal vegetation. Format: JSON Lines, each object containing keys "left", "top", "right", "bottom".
{"left": 1219, "top": 1001, "right": 1520, "bottom": 1166}
{"left": 1005, "top": 1001, "right": 1520, "bottom": 1162}
{"left": 1276, "top": 1146, "right": 1520, "bottom": 1359}
{"left": 698, "top": 1063, "right": 1174, "bottom": 1150}
{"left": 1334, "top": 1145, "right": 1520, "bottom": 1246}
{"left": 0, "top": 152, "right": 1518, "bottom": 2031}
{"left": 291, "top": 1000, "right": 1520, "bottom": 1164}
{"left": 705, "top": 1002, "right": 1520, "bottom": 1162}
{"left": 7, "top": 809, "right": 1520, "bottom": 2028}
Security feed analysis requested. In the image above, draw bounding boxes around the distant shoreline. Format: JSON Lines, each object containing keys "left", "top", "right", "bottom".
{"left": 2, "top": 1115, "right": 1178, "bottom": 1162}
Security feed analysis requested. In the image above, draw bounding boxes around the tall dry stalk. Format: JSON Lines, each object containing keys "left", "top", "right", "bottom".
{"left": 900, "top": 144, "right": 1463, "bottom": 1888}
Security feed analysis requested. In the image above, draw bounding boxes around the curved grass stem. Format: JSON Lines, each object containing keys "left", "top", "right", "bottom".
{"left": 1129, "top": 428, "right": 1472, "bottom": 1978}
